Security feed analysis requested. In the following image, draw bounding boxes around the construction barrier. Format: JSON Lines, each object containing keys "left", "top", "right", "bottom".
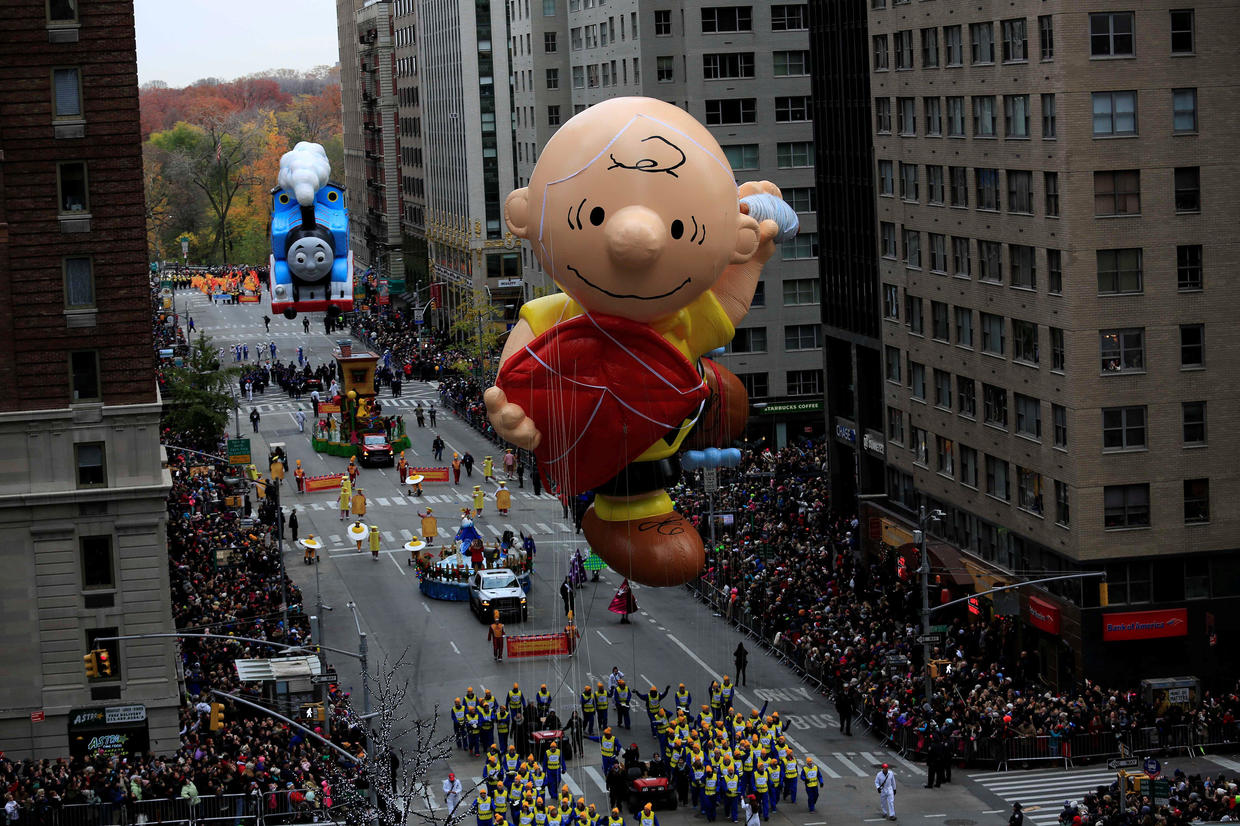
{"left": 507, "top": 633, "right": 571, "bottom": 658}
{"left": 304, "top": 473, "right": 344, "bottom": 492}
{"left": 408, "top": 466, "right": 449, "bottom": 483}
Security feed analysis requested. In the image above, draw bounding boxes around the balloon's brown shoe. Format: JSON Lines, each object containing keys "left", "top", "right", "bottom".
{"left": 584, "top": 506, "right": 705, "bottom": 587}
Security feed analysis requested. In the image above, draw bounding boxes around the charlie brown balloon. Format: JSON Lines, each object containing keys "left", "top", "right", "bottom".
{"left": 486, "top": 97, "right": 785, "bottom": 587}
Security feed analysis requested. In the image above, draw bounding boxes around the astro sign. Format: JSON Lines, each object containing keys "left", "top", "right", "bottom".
{"left": 1102, "top": 609, "right": 1188, "bottom": 642}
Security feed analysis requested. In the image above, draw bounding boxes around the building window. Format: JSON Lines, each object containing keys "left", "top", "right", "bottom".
{"left": 1041, "top": 93, "right": 1057, "bottom": 138}
{"left": 58, "top": 161, "right": 88, "bottom": 213}
{"left": 1177, "top": 244, "right": 1203, "bottom": 291}
{"left": 1052, "top": 404, "right": 1067, "bottom": 448}
{"left": 773, "top": 50, "right": 809, "bottom": 76}
{"left": 775, "top": 96, "right": 811, "bottom": 123}
{"left": 730, "top": 327, "right": 767, "bottom": 353}
{"left": 544, "top": 31, "right": 557, "bottom": 52}
{"left": 921, "top": 28, "right": 939, "bottom": 67}
{"left": 545, "top": 68, "right": 559, "bottom": 89}
{"left": 930, "top": 300, "right": 949, "bottom": 340}
{"left": 71, "top": 350, "right": 100, "bottom": 402}
{"left": 1100, "top": 328, "right": 1145, "bottom": 373}
{"left": 543, "top": 0, "right": 556, "bottom": 14}
{"left": 897, "top": 97, "right": 916, "bottom": 135}
{"left": 1090, "top": 12, "right": 1135, "bottom": 57}
{"left": 985, "top": 456, "right": 1010, "bottom": 501}
{"left": 944, "top": 25, "right": 963, "bottom": 65}
{"left": 1092, "top": 91, "right": 1138, "bottom": 136}
{"left": 722, "top": 144, "right": 759, "bottom": 171}
{"left": 1105, "top": 484, "right": 1150, "bottom": 528}
{"left": 572, "top": 66, "right": 585, "bottom": 88}
{"left": 934, "top": 369, "right": 952, "bottom": 408}
{"left": 1007, "top": 171, "right": 1033, "bottom": 213}
{"left": 703, "top": 52, "right": 756, "bottom": 79}
{"left": 875, "top": 97, "right": 892, "bottom": 134}
{"left": 547, "top": 105, "right": 561, "bottom": 126}
{"left": 873, "top": 34, "right": 889, "bottom": 70}
{"left": 924, "top": 98, "right": 942, "bottom": 137}
{"left": 48, "top": 0, "right": 78, "bottom": 21}
{"left": 1097, "top": 248, "right": 1143, "bottom": 295}
{"left": 1017, "top": 467, "right": 1042, "bottom": 514}
{"left": 1044, "top": 171, "right": 1060, "bottom": 217}
{"left": 64, "top": 256, "right": 94, "bottom": 308}
{"left": 780, "top": 233, "right": 818, "bottom": 260}
{"left": 949, "top": 166, "right": 968, "bottom": 206}
{"left": 784, "top": 324, "right": 821, "bottom": 351}
{"left": 880, "top": 224, "right": 897, "bottom": 259}
{"left": 1050, "top": 327, "right": 1065, "bottom": 371}
{"left": 1184, "top": 478, "right": 1210, "bottom": 523}
{"left": 1001, "top": 18, "right": 1027, "bottom": 62}
{"left": 936, "top": 436, "right": 954, "bottom": 476}
{"left": 1182, "top": 400, "right": 1206, "bottom": 444}
{"left": 905, "top": 293, "right": 923, "bottom": 334}
{"left": 928, "top": 233, "right": 947, "bottom": 272}
{"left": 53, "top": 67, "right": 82, "bottom": 119}
{"left": 1180, "top": 324, "right": 1204, "bottom": 368}
{"left": 1174, "top": 167, "right": 1201, "bottom": 212}
{"left": 1039, "top": 15, "right": 1054, "bottom": 59}
{"left": 737, "top": 373, "right": 769, "bottom": 399}
{"left": 883, "top": 284, "right": 900, "bottom": 319}
{"left": 980, "top": 312, "right": 1005, "bottom": 356}
{"left": 954, "top": 306, "right": 973, "bottom": 349}
{"left": 978, "top": 240, "right": 1002, "bottom": 283}
{"left": 1047, "top": 250, "right": 1063, "bottom": 294}
{"left": 784, "top": 187, "right": 815, "bottom": 213}
{"left": 771, "top": 4, "right": 808, "bottom": 30}
{"left": 911, "top": 426, "right": 928, "bottom": 465}
{"left": 80, "top": 535, "right": 114, "bottom": 590}
{"left": 970, "top": 22, "right": 994, "bottom": 64}
{"left": 1103, "top": 406, "right": 1147, "bottom": 450}
{"left": 908, "top": 362, "right": 926, "bottom": 400}
{"left": 972, "top": 96, "right": 996, "bottom": 137}
{"left": 946, "top": 97, "right": 965, "bottom": 137}
{"left": 952, "top": 236, "right": 970, "bottom": 278}
{"left": 960, "top": 445, "right": 978, "bottom": 487}
{"left": 1004, "top": 95, "right": 1030, "bottom": 138}
{"left": 701, "top": 6, "right": 752, "bottom": 33}
{"left": 76, "top": 442, "right": 106, "bottom": 488}
{"left": 654, "top": 9, "right": 671, "bottom": 35}
{"left": 903, "top": 228, "right": 921, "bottom": 269}
{"left": 957, "top": 376, "right": 976, "bottom": 418}
{"left": 786, "top": 369, "right": 822, "bottom": 396}
{"left": 1009, "top": 244, "right": 1036, "bottom": 289}
{"left": 899, "top": 162, "right": 918, "bottom": 201}
{"left": 983, "top": 383, "right": 1007, "bottom": 427}
{"left": 751, "top": 281, "right": 765, "bottom": 307}
{"left": 777, "top": 141, "right": 813, "bottom": 168}
{"left": 1054, "top": 480, "right": 1069, "bottom": 526}
{"left": 887, "top": 406, "right": 904, "bottom": 444}
{"left": 782, "top": 278, "right": 819, "bottom": 306}
{"left": 1170, "top": 9, "right": 1195, "bottom": 53}
{"left": 894, "top": 30, "right": 914, "bottom": 69}
{"left": 976, "top": 167, "right": 1000, "bottom": 210}
{"left": 1094, "top": 170, "right": 1141, "bottom": 216}
{"left": 1012, "top": 320, "right": 1038, "bottom": 364}
{"left": 885, "top": 345, "right": 902, "bottom": 382}
{"left": 705, "top": 98, "right": 756, "bottom": 125}
{"left": 1172, "top": 88, "right": 1197, "bottom": 132}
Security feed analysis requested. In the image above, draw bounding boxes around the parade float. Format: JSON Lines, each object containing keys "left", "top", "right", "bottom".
{"left": 310, "top": 338, "right": 410, "bottom": 459}
{"left": 414, "top": 515, "right": 533, "bottom": 601}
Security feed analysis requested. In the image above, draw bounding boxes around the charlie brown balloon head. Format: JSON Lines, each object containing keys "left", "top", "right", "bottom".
{"left": 504, "top": 97, "right": 761, "bottom": 323}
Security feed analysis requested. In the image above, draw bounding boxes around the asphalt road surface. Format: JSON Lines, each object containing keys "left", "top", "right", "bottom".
{"left": 182, "top": 292, "right": 1240, "bottom": 824}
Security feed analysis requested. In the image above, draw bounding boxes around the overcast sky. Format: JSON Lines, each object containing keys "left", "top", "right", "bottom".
{"left": 134, "top": 0, "right": 340, "bottom": 87}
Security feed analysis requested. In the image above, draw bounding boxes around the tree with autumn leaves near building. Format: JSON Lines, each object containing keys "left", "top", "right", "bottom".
{"left": 141, "top": 73, "right": 343, "bottom": 265}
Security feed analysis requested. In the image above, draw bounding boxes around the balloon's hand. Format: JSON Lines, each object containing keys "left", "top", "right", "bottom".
{"left": 485, "top": 386, "right": 542, "bottom": 450}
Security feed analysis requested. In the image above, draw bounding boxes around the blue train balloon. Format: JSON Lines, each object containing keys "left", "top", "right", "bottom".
{"left": 269, "top": 142, "right": 353, "bottom": 319}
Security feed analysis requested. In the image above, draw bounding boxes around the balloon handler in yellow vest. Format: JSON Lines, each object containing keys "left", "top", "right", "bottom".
{"left": 486, "top": 97, "right": 782, "bottom": 587}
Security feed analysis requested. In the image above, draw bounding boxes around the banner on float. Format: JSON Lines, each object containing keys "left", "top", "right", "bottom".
{"left": 408, "top": 466, "right": 449, "bottom": 483}
{"left": 239, "top": 295, "right": 261, "bottom": 303}
{"left": 318, "top": 402, "right": 342, "bottom": 414}
{"left": 506, "top": 633, "right": 570, "bottom": 658}
{"left": 305, "top": 473, "right": 344, "bottom": 492}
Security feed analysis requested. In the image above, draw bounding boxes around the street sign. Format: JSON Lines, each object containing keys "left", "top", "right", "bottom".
{"left": 1144, "top": 757, "right": 1161, "bottom": 778}
{"left": 917, "top": 632, "right": 945, "bottom": 645}
{"left": 702, "top": 467, "right": 719, "bottom": 493}
{"left": 311, "top": 672, "right": 339, "bottom": 685}
{"left": 1108, "top": 758, "right": 1139, "bottom": 770}
{"left": 413, "top": 307, "right": 425, "bottom": 324}
{"left": 30, "top": 711, "right": 44, "bottom": 723}
{"left": 884, "top": 654, "right": 909, "bottom": 666}
{"left": 227, "top": 438, "right": 252, "bottom": 466}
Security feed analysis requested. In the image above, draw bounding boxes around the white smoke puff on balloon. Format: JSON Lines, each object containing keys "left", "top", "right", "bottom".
{"left": 278, "top": 142, "right": 331, "bottom": 207}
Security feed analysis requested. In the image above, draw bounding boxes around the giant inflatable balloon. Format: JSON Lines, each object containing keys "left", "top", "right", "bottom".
{"left": 485, "top": 97, "right": 796, "bottom": 587}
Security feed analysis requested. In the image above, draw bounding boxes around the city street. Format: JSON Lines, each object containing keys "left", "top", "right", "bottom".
{"left": 186, "top": 294, "right": 1239, "bottom": 825}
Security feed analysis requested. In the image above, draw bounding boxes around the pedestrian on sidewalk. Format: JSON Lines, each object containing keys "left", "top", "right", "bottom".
{"left": 734, "top": 643, "right": 748, "bottom": 687}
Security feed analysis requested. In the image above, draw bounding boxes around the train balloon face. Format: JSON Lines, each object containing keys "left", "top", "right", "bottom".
{"left": 269, "top": 183, "right": 353, "bottom": 319}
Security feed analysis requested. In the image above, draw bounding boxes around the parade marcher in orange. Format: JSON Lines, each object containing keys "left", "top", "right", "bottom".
{"left": 294, "top": 459, "right": 305, "bottom": 493}
{"left": 489, "top": 611, "right": 506, "bottom": 661}
{"left": 396, "top": 452, "right": 409, "bottom": 484}
{"left": 452, "top": 452, "right": 462, "bottom": 485}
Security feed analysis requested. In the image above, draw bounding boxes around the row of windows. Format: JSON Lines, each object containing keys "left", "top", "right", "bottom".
{"left": 700, "top": 98, "right": 816, "bottom": 128}
{"left": 884, "top": 303, "right": 1065, "bottom": 370}
{"left": 1103, "top": 481, "right": 1210, "bottom": 528}
{"left": 1101, "top": 402, "right": 1207, "bottom": 451}
{"left": 735, "top": 369, "right": 822, "bottom": 400}
{"left": 652, "top": 51, "right": 810, "bottom": 82}
{"left": 569, "top": 58, "right": 639, "bottom": 90}
{"left": 731, "top": 323, "right": 823, "bottom": 354}
{"left": 651, "top": 5, "right": 808, "bottom": 37}
{"left": 567, "top": 14, "right": 637, "bottom": 50}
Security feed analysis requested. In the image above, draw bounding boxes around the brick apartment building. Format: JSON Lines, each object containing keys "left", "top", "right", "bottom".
{"left": 0, "top": 0, "right": 180, "bottom": 755}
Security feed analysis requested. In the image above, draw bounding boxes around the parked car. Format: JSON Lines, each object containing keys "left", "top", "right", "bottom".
{"left": 469, "top": 568, "right": 528, "bottom": 622}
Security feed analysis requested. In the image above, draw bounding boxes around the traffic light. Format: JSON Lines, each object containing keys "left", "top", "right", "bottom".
{"left": 83, "top": 651, "right": 99, "bottom": 678}
{"left": 97, "top": 650, "right": 112, "bottom": 677}
{"left": 209, "top": 702, "right": 225, "bottom": 731}
{"left": 302, "top": 702, "right": 325, "bottom": 722}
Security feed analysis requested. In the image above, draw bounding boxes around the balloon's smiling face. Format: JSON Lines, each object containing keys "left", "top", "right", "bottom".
{"left": 507, "top": 99, "right": 758, "bottom": 323}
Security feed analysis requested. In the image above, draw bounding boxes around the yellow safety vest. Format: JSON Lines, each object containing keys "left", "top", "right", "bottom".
{"left": 705, "top": 775, "right": 718, "bottom": 795}
{"left": 581, "top": 692, "right": 595, "bottom": 712}
{"left": 783, "top": 758, "right": 798, "bottom": 779}
{"left": 601, "top": 737, "right": 617, "bottom": 757}
{"left": 802, "top": 766, "right": 818, "bottom": 788}
{"left": 479, "top": 798, "right": 494, "bottom": 817}
{"left": 639, "top": 815, "right": 655, "bottom": 826}
{"left": 675, "top": 691, "right": 690, "bottom": 708}
{"left": 546, "top": 749, "right": 561, "bottom": 770}
{"left": 754, "top": 769, "right": 768, "bottom": 793}
{"left": 724, "top": 774, "right": 739, "bottom": 795}
{"left": 509, "top": 690, "right": 524, "bottom": 709}
{"left": 595, "top": 692, "right": 609, "bottom": 711}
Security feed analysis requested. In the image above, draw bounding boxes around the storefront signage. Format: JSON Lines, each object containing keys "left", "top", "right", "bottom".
{"left": 833, "top": 418, "right": 857, "bottom": 446}
{"left": 1103, "top": 608, "right": 1188, "bottom": 642}
{"left": 1027, "top": 595, "right": 1061, "bottom": 635}
{"left": 496, "top": 278, "right": 523, "bottom": 288}
{"left": 863, "top": 429, "right": 886, "bottom": 458}
{"left": 880, "top": 518, "right": 913, "bottom": 548}
{"left": 759, "top": 400, "right": 823, "bottom": 416}
{"left": 68, "top": 705, "right": 150, "bottom": 759}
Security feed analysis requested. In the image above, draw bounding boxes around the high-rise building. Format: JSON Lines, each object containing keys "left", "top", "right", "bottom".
{"left": 337, "top": 0, "right": 367, "bottom": 280}
{"left": 0, "top": 0, "right": 180, "bottom": 756}
{"left": 830, "top": 0, "right": 1240, "bottom": 683}
{"left": 508, "top": 0, "right": 825, "bottom": 443}
{"left": 393, "top": 0, "right": 429, "bottom": 302}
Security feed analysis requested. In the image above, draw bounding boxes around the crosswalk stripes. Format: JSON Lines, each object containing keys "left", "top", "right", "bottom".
{"left": 400, "top": 528, "right": 414, "bottom": 539}
{"left": 804, "top": 753, "right": 839, "bottom": 779}
{"left": 375, "top": 497, "right": 390, "bottom": 506}
{"left": 486, "top": 525, "right": 501, "bottom": 536}
{"left": 392, "top": 495, "right": 408, "bottom": 506}
{"left": 562, "top": 773, "right": 584, "bottom": 798}
{"left": 832, "top": 752, "right": 867, "bottom": 777}
{"left": 970, "top": 767, "right": 1117, "bottom": 825}
{"left": 536, "top": 523, "right": 553, "bottom": 533}
{"left": 582, "top": 767, "right": 608, "bottom": 794}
